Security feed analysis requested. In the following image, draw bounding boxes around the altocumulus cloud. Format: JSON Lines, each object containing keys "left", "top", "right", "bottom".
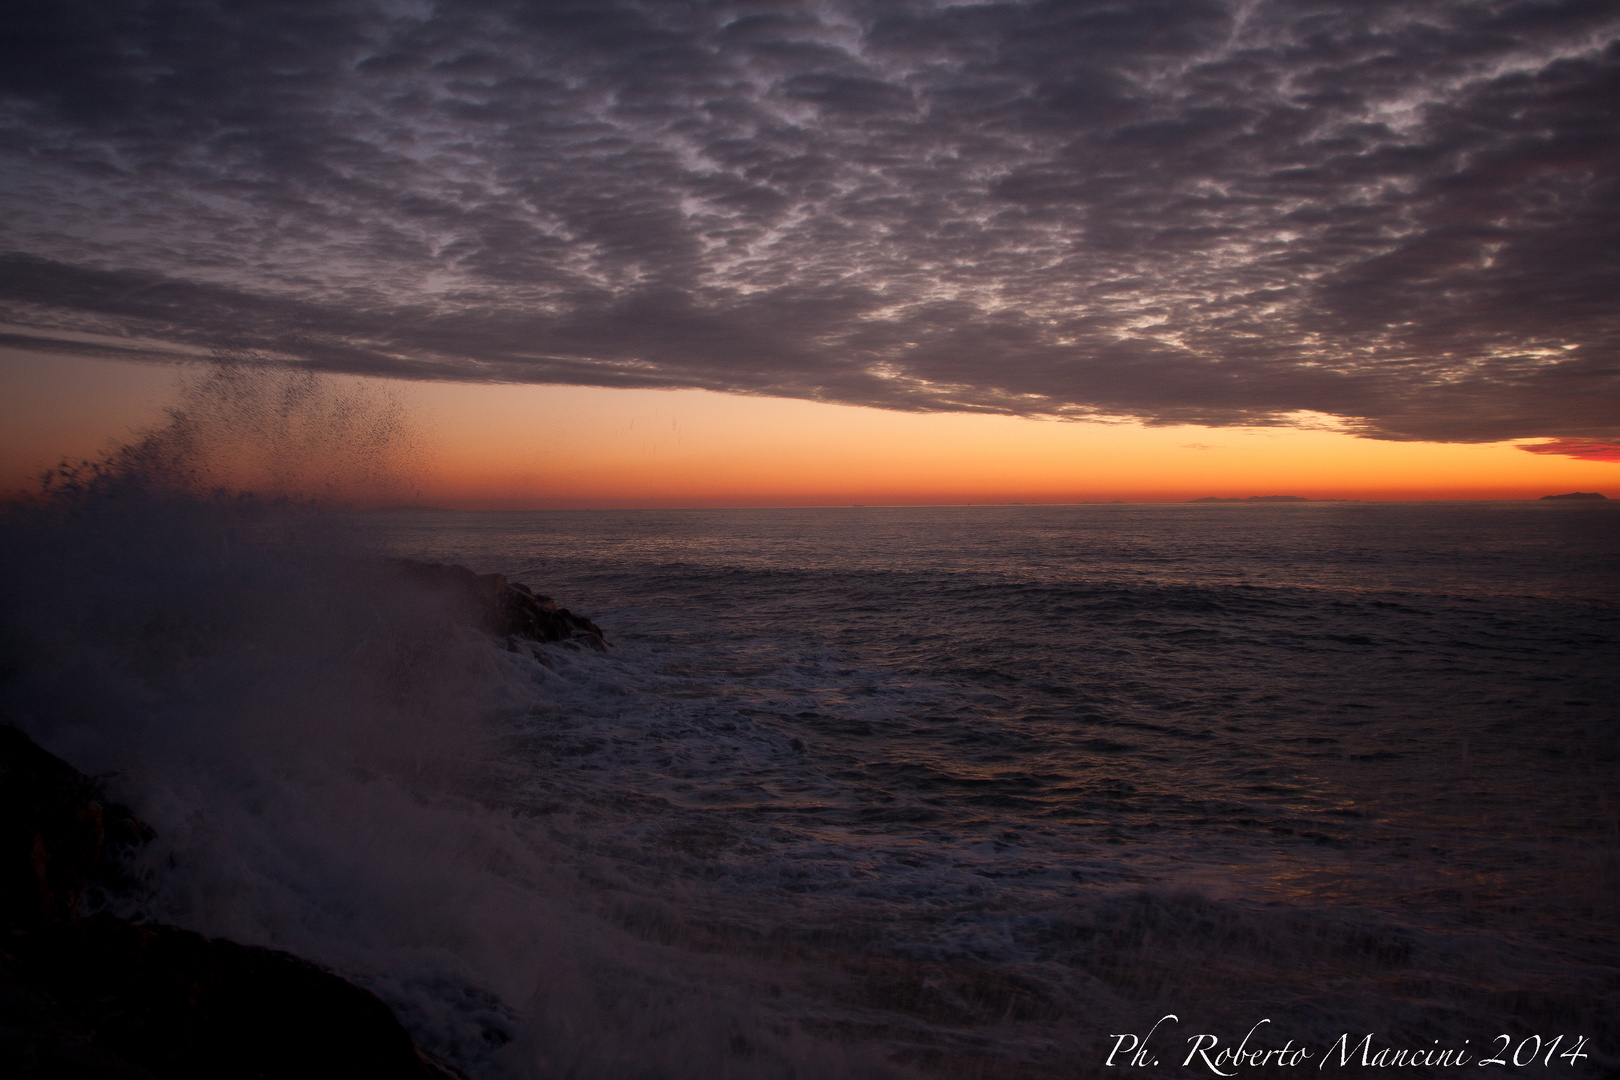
{"left": 1, "top": 0, "right": 1617, "bottom": 453}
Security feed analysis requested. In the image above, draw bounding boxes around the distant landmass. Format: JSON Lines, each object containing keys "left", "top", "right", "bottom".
{"left": 1540, "top": 491, "right": 1608, "bottom": 501}
{"left": 364, "top": 504, "right": 458, "bottom": 512}
{"left": 1190, "top": 495, "right": 1309, "bottom": 503}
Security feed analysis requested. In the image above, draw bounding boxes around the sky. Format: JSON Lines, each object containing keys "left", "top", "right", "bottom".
{"left": 2, "top": 0, "right": 1617, "bottom": 505}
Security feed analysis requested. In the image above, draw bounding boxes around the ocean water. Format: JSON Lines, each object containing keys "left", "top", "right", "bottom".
{"left": 4, "top": 498, "right": 1617, "bottom": 1078}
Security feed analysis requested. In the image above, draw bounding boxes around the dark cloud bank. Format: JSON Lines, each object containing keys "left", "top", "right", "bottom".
{"left": 2, "top": 0, "right": 1617, "bottom": 453}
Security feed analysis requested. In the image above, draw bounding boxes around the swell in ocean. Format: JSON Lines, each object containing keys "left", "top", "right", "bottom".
{"left": 3, "top": 366, "right": 1617, "bottom": 1077}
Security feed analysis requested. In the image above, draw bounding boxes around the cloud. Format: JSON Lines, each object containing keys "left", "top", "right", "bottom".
{"left": 1518, "top": 438, "right": 1620, "bottom": 462}
{"left": 2, "top": 0, "right": 1617, "bottom": 447}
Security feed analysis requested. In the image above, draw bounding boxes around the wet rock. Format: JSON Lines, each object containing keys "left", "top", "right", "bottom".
{"left": 392, "top": 559, "right": 607, "bottom": 651}
{"left": 1, "top": 725, "right": 460, "bottom": 1079}
{"left": 7, "top": 916, "right": 457, "bottom": 1079}
{"left": 0, "top": 724, "right": 151, "bottom": 926}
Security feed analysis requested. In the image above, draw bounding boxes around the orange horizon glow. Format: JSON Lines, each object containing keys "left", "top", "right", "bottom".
{"left": 3, "top": 351, "right": 1616, "bottom": 509}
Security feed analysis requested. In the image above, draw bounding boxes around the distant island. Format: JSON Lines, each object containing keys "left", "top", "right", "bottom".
{"left": 1190, "top": 495, "right": 1309, "bottom": 503}
{"left": 1540, "top": 491, "right": 1608, "bottom": 501}
{"left": 363, "top": 504, "right": 458, "bottom": 512}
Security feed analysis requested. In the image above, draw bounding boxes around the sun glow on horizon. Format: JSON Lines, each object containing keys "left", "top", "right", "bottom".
{"left": 2, "top": 352, "right": 1615, "bottom": 508}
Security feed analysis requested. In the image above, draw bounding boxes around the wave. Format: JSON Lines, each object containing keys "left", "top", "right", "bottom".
{"left": 0, "top": 362, "right": 895, "bottom": 1078}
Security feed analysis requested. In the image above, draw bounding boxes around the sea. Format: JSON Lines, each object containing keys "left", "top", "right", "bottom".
{"left": 4, "top": 498, "right": 1617, "bottom": 1078}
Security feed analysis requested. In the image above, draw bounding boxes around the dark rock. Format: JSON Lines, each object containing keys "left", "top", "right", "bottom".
{"left": 7, "top": 917, "right": 457, "bottom": 1079}
{"left": 1, "top": 725, "right": 461, "bottom": 1079}
{"left": 0, "top": 959, "right": 157, "bottom": 1078}
{"left": 1540, "top": 491, "right": 1608, "bottom": 500}
{"left": 392, "top": 559, "right": 607, "bottom": 651}
{"left": 1, "top": 724, "right": 151, "bottom": 926}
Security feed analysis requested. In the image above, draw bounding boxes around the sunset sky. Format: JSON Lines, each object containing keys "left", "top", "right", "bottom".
{"left": 3, "top": 1, "right": 1617, "bottom": 506}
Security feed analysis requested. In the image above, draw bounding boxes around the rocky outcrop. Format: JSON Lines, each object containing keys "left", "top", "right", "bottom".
{"left": 0, "top": 725, "right": 460, "bottom": 1080}
{"left": 0, "top": 725, "right": 152, "bottom": 928}
{"left": 392, "top": 559, "right": 607, "bottom": 651}
{"left": 8, "top": 916, "right": 456, "bottom": 1079}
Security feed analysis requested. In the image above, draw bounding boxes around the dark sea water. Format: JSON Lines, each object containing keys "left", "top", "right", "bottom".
{"left": 5, "top": 500, "right": 1618, "bottom": 1078}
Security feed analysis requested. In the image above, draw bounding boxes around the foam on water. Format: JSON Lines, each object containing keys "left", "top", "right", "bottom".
{"left": 355, "top": 504, "right": 1620, "bottom": 1074}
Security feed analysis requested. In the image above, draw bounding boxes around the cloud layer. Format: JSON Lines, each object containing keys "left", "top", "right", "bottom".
{"left": 3, "top": 0, "right": 1617, "bottom": 446}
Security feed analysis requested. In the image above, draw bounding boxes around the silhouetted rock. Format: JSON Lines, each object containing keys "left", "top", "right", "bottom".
{"left": 7, "top": 917, "right": 457, "bottom": 1079}
{"left": 1540, "top": 491, "right": 1608, "bottom": 500}
{"left": 0, "top": 725, "right": 151, "bottom": 927}
{"left": 0, "top": 960, "right": 155, "bottom": 1078}
{"left": 1, "top": 725, "right": 461, "bottom": 1079}
{"left": 392, "top": 559, "right": 607, "bottom": 651}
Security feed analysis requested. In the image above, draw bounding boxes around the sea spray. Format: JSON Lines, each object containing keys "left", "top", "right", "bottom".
{"left": 1, "top": 360, "right": 898, "bottom": 1078}
{"left": 39, "top": 352, "right": 418, "bottom": 507}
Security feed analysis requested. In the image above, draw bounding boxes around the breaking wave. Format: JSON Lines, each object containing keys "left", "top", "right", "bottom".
{"left": 1, "top": 361, "right": 891, "bottom": 1078}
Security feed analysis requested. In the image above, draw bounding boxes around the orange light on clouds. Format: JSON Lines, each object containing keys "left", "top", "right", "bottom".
{"left": 1518, "top": 438, "right": 1620, "bottom": 463}
{"left": 2, "top": 351, "right": 1615, "bottom": 507}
